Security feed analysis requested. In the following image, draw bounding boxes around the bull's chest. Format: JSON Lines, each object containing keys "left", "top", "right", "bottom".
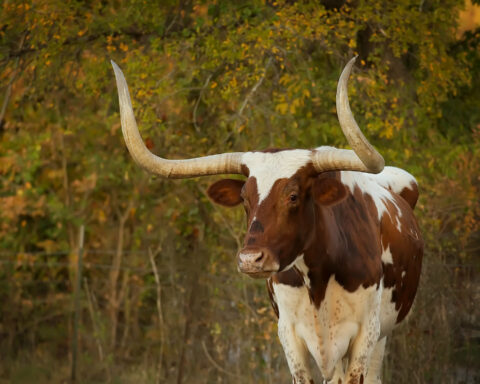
{"left": 272, "top": 275, "right": 381, "bottom": 378}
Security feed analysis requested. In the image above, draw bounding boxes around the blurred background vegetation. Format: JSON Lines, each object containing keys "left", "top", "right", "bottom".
{"left": 0, "top": 0, "right": 479, "bottom": 383}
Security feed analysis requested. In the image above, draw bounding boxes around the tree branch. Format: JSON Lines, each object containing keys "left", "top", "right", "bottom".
{"left": 193, "top": 74, "right": 212, "bottom": 133}
{"left": 148, "top": 245, "right": 166, "bottom": 384}
{"left": 234, "top": 57, "right": 272, "bottom": 131}
{"left": 1, "top": 33, "right": 26, "bottom": 128}
{"left": 201, "top": 340, "right": 241, "bottom": 378}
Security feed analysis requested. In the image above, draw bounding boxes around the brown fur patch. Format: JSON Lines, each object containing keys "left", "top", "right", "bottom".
{"left": 313, "top": 177, "right": 348, "bottom": 206}
{"left": 398, "top": 182, "right": 419, "bottom": 209}
{"left": 266, "top": 277, "right": 279, "bottom": 318}
{"left": 380, "top": 195, "right": 423, "bottom": 323}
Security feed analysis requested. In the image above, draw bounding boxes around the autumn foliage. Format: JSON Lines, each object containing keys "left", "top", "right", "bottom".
{"left": 0, "top": 0, "right": 479, "bottom": 383}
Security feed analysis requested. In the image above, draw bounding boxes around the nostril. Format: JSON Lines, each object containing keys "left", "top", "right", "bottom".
{"left": 254, "top": 252, "right": 264, "bottom": 263}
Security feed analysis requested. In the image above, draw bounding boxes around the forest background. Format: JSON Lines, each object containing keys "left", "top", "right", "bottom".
{"left": 0, "top": 0, "right": 479, "bottom": 383}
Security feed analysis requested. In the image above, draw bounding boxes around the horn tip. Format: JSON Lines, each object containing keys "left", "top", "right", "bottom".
{"left": 111, "top": 60, "right": 123, "bottom": 78}
{"left": 345, "top": 56, "right": 358, "bottom": 69}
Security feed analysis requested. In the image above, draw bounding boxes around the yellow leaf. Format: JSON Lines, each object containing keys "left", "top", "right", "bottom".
{"left": 97, "top": 209, "right": 107, "bottom": 223}
{"left": 36, "top": 239, "right": 58, "bottom": 253}
{"left": 276, "top": 102, "right": 289, "bottom": 114}
{"left": 279, "top": 74, "right": 290, "bottom": 86}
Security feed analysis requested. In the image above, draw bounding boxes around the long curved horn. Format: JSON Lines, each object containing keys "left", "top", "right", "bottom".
{"left": 111, "top": 61, "right": 244, "bottom": 178}
{"left": 311, "top": 57, "right": 385, "bottom": 174}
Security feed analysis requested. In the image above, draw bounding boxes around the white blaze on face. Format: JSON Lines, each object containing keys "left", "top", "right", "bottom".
{"left": 241, "top": 150, "right": 312, "bottom": 204}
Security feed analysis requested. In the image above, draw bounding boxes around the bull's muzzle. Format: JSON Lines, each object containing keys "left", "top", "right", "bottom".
{"left": 237, "top": 248, "right": 280, "bottom": 278}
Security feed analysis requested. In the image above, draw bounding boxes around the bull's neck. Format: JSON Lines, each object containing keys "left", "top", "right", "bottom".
{"left": 304, "top": 203, "right": 334, "bottom": 261}
{"left": 299, "top": 204, "right": 337, "bottom": 308}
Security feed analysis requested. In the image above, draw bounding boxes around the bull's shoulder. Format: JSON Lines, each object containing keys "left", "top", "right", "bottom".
{"left": 372, "top": 166, "right": 419, "bottom": 209}
{"left": 340, "top": 167, "right": 419, "bottom": 210}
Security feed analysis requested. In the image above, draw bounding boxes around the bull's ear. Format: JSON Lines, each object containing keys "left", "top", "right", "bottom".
{"left": 207, "top": 179, "right": 245, "bottom": 207}
{"left": 313, "top": 177, "right": 347, "bottom": 206}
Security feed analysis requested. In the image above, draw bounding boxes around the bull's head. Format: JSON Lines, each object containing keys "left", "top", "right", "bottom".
{"left": 112, "top": 57, "right": 384, "bottom": 278}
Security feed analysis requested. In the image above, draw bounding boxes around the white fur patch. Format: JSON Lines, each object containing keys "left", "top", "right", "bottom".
{"left": 372, "top": 166, "right": 417, "bottom": 196}
{"left": 395, "top": 216, "right": 402, "bottom": 232}
{"left": 379, "top": 284, "right": 398, "bottom": 338}
{"left": 381, "top": 245, "right": 393, "bottom": 265}
{"left": 274, "top": 275, "right": 383, "bottom": 381}
{"left": 282, "top": 253, "right": 304, "bottom": 275}
{"left": 365, "top": 337, "right": 386, "bottom": 384}
{"left": 274, "top": 283, "right": 315, "bottom": 381}
{"left": 241, "top": 150, "right": 312, "bottom": 204}
{"left": 340, "top": 168, "right": 405, "bottom": 221}
{"left": 294, "top": 254, "right": 311, "bottom": 289}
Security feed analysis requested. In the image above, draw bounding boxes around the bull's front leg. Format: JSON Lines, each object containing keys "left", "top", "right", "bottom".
{"left": 344, "top": 310, "right": 381, "bottom": 384}
{"left": 278, "top": 321, "right": 314, "bottom": 384}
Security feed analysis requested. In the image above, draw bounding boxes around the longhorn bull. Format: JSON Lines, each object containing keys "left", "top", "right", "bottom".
{"left": 112, "top": 57, "right": 423, "bottom": 384}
